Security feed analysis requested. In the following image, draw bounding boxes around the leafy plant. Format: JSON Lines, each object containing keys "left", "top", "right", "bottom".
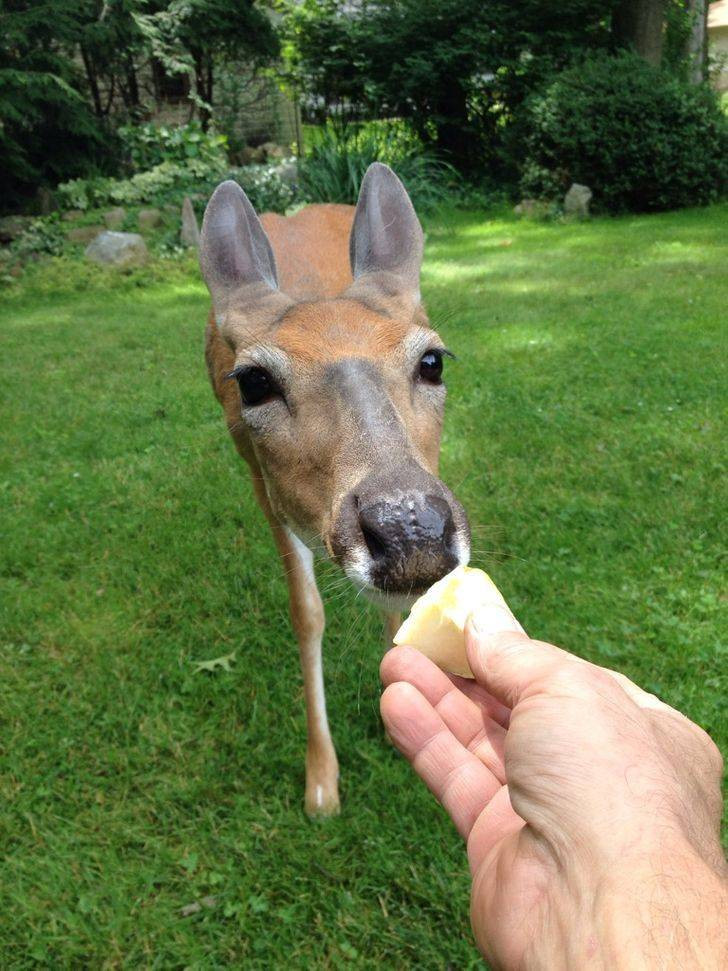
{"left": 282, "top": 0, "right": 614, "bottom": 173}
{"left": 299, "top": 122, "right": 457, "bottom": 210}
{"left": 521, "top": 52, "right": 728, "bottom": 213}
{"left": 118, "top": 122, "right": 228, "bottom": 172}
{"left": 57, "top": 158, "right": 299, "bottom": 215}
{"left": 0, "top": 4, "right": 118, "bottom": 211}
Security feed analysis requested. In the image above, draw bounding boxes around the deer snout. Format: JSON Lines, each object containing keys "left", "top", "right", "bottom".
{"left": 331, "top": 476, "right": 468, "bottom": 602}
{"left": 357, "top": 493, "right": 458, "bottom": 594}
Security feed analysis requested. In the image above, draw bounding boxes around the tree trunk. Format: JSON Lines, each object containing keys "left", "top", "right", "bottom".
{"left": 80, "top": 45, "right": 103, "bottom": 117}
{"left": 432, "top": 80, "right": 473, "bottom": 172}
{"left": 613, "top": 0, "right": 666, "bottom": 66}
{"left": 193, "top": 52, "right": 213, "bottom": 131}
{"left": 125, "top": 55, "right": 140, "bottom": 111}
{"left": 684, "top": 0, "right": 708, "bottom": 82}
{"left": 205, "top": 57, "right": 213, "bottom": 127}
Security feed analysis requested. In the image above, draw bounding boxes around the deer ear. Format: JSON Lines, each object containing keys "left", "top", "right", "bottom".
{"left": 200, "top": 180, "right": 278, "bottom": 315}
{"left": 349, "top": 162, "right": 424, "bottom": 302}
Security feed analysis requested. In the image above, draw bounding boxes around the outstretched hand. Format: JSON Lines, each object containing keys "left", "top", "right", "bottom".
{"left": 381, "top": 617, "right": 727, "bottom": 969}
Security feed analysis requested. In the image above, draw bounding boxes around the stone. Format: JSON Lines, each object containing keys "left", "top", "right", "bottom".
{"left": 180, "top": 197, "right": 200, "bottom": 247}
{"left": 36, "top": 187, "right": 56, "bottom": 215}
{"left": 62, "top": 210, "right": 84, "bottom": 221}
{"left": 240, "top": 145, "right": 260, "bottom": 165}
{"left": 138, "top": 207, "right": 162, "bottom": 231}
{"left": 278, "top": 161, "right": 298, "bottom": 184}
{"left": 514, "top": 199, "right": 550, "bottom": 219}
{"left": 103, "top": 207, "right": 126, "bottom": 230}
{"left": 564, "top": 183, "right": 592, "bottom": 218}
{"left": 66, "top": 225, "right": 105, "bottom": 244}
{"left": 260, "top": 141, "right": 286, "bottom": 160}
{"left": 85, "top": 231, "right": 148, "bottom": 268}
{"left": 245, "top": 145, "right": 267, "bottom": 164}
{"left": 0, "top": 215, "right": 32, "bottom": 244}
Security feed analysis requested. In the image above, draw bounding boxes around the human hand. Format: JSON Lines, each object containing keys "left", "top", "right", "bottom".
{"left": 381, "top": 621, "right": 727, "bottom": 969}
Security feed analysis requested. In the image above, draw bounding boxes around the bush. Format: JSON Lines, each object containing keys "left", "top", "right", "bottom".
{"left": 521, "top": 52, "right": 728, "bottom": 213}
{"left": 57, "top": 157, "right": 298, "bottom": 215}
{"left": 57, "top": 158, "right": 224, "bottom": 211}
{"left": 299, "top": 122, "right": 458, "bottom": 210}
{"left": 117, "top": 122, "right": 228, "bottom": 172}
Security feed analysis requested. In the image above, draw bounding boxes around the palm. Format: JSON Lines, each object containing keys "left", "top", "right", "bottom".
{"left": 380, "top": 647, "right": 558, "bottom": 967}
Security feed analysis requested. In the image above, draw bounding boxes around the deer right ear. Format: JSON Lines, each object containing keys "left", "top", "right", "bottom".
{"left": 349, "top": 162, "right": 424, "bottom": 305}
{"left": 200, "top": 180, "right": 278, "bottom": 317}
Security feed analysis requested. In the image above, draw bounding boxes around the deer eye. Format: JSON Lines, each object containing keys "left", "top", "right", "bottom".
{"left": 233, "top": 366, "right": 278, "bottom": 406}
{"left": 418, "top": 349, "right": 444, "bottom": 384}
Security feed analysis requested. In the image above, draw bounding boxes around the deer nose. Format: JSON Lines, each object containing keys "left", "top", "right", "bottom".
{"left": 357, "top": 493, "right": 458, "bottom": 594}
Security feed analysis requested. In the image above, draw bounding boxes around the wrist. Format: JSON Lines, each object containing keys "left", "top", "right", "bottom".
{"left": 592, "top": 840, "right": 728, "bottom": 969}
{"left": 527, "top": 835, "right": 728, "bottom": 970}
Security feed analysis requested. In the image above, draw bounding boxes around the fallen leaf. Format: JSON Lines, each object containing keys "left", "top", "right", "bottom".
{"left": 179, "top": 895, "right": 218, "bottom": 917}
{"left": 193, "top": 652, "right": 236, "bottom": 674}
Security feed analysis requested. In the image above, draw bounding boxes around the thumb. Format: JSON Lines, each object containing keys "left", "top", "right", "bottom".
{"left": 465, "top": 616, "right": 571, "bottom": 710}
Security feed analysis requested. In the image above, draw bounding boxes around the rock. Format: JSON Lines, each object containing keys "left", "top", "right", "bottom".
{"left": 85, "top": 231, "right": 148, "bottom": 268}
{"left": 278, "top": 161, "right": 298, "bottom": 184}
{"left": 180, "top": 197, "right": 200, "bottom": 247}
{"left": 260, "top": 141, "right": 286, "bottom": 160}
{"left": 564, "top": 183, "right": 592, "bottom": 218}
{"left": 239, "top": 146, "right": 259, "bottom": 165}
{"left": 0, "top": 215, "right": 32, "bottom": 244}
{"left": 66, "top": 225, "right": 105, "bottom": 244}
{"left": 138, "top": 207, "right": 162, "bottom": 231}
{"left": 244, "top": 145, "right": 267, "bottom": 164}
{"left": 36, "top": 187, "right": 57, "bottom": 215}
{"left": 103, "top": 207, "right": 126, "bottom": 230}
{"left": 62, "top": 210, "right": 84, "bottom": 222}
{"left": 514, "top": 199, "right": 550, "bottom": 219}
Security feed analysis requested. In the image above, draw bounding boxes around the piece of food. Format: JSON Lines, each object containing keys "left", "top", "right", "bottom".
{"left": 393, "top": 566, "right": 523, "bottom": 678}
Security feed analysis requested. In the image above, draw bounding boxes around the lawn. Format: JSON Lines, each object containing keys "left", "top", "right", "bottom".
{"left": 1, "top": 203, "right": 726, "bottom": 967}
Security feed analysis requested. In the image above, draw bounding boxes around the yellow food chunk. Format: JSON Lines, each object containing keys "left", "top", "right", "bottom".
{"left": 393, "top": 566, "right": 523, "bottom": 678}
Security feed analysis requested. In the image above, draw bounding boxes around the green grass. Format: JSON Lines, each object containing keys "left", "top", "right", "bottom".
{"left": 1, "top": 204, "right": 726, "bottom": 967}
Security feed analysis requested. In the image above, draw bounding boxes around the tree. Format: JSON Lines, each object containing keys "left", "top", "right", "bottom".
{"left": 135, "top": 0, "right": 279, "bottom": 130}
{"left": 684, "top": 0, "right": 708, "bottom": 82}
{"left": 283, "top": 0, "right": 616, "bottom": 172}
{"left": 0, "top": 1, "right": 117, "bottom": 208}
{"left": 612, "top": 0, "right": 666, "bottom": 66}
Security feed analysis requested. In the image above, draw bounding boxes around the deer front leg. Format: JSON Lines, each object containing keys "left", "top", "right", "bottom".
{"left": 249, "top": 474, "right": 339, "bottom": 816}
{"left": 383, "top": 611, "right": 401, "bottom": 650}
{"left": 278, "top": 529, "right": 340, "bottom": 818}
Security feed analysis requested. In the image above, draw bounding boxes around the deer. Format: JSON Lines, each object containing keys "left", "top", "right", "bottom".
{"left": 200, "top": 163, "right": 471, "bottom": 817}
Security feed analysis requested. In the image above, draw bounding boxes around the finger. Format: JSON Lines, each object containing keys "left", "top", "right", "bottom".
{"left": 465, "top": 620, "right": 576, "bottom": 709}
{"left": 381, "top": 646, "right": 506, "bottom": 780}
{"left": 448, "top": 673, "right": 511, "bottom": 729}
{"left": 381, "top": 681, "right": 503, "bottom": 839}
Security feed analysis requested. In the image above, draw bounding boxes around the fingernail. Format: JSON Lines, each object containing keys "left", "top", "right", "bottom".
{"left": 469, "top": 605, "right": 523, "bottom": 638}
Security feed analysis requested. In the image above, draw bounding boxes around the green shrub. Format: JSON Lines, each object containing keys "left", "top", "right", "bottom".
{"left": 233, "top": 162, "right": 298, "bottom": 213}
{"left": 299, "top": 122, "right": 458, "bottom": 210}
{"left": 117, "top": 121, "right": 228, "bottom": 172}
{"left": 521, "top": 52, "right": 728, "bottom": 213}
{"left": 57, "top": 158, "right": 298, "bottom": 215}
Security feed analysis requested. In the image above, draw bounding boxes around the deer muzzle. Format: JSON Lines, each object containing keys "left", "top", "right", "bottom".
{"left": 330, "top": 467, "right": 470, "bottom": 602}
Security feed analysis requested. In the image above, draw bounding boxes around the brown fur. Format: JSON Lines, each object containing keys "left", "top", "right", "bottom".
{"left": 261, "top": 204, "right": 355, "bottom": 299}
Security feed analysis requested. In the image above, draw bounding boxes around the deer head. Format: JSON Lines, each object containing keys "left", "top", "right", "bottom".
{"left": 200, "top": 163, "right": 470, "bottom": 609}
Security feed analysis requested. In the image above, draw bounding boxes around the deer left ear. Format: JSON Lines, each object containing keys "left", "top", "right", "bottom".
{"left": 200, "top": 180, "right": 279, "bottom": 318}
{"left": 349, "top": 163, "right": 424, "bottom": 304}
